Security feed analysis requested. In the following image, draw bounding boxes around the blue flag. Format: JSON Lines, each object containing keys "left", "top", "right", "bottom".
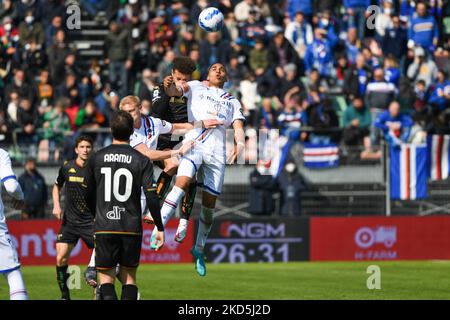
{"left": 390, "top": 144, "right": 428, "bottom": 200}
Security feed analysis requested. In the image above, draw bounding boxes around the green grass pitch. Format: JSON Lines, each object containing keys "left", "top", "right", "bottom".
{"left": 1, "top": 261, "right": 450, "bottom": 300}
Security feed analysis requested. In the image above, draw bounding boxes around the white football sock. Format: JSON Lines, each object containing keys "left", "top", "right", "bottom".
{"left": 195, "top": 206, "right": 214, "bottom": 254}
{"left": 160, "top": 186, "right": 185, "bottom": 227}
{"left": 4, "top": 269, "right": 28, "bottom": 300}
{"left": 88, "top": 249, "right": 96, "bottom": 267}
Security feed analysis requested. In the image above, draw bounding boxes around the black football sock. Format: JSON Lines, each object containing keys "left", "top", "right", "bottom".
{"left": 121, "top": 284, "right": 138, "bottom": 300}
{"left": 100, "top": 283, "right": 118, "bottom": 300}
{"left": 56, "top": 265, "right": 70, "bottom": 299}
{"left": 156, "top": 171, "right": 173, "bottom": 201}
{"left": 181, "top": 182, "right": 197, "bottom": 220}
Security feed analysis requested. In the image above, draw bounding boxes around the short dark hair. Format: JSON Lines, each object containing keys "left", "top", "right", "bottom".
{"left": 110, "top": 111, "right": 133, "bottom": 142}
{"left": 172, "top": 56, "right": 196, "bottom": 75}
{"left": 75, "top": 135, "right": 94, "bottom": 148}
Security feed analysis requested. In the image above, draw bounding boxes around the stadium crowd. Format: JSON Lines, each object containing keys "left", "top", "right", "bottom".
{"left": 0, "top": 0, "right": 449, "bottom": 163}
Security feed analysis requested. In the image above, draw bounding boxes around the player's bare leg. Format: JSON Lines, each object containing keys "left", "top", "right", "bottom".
{"left": 97, "top": 268, "right": 118, "bottom": 300}
{"left": 150, "top": 175, "right": 191, "bottom": 249}
{"left": 190, "top": 191, "right": 216, "bottom": 277}
{"left": 55, "top": 243, "right": 74, "bottom": 300}
{"left": 118, "top": 266, "right": 139, "bottom": 300}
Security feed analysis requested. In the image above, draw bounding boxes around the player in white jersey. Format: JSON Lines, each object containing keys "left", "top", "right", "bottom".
{"left": 0, "top": 148, "right": 28, "bottom": 300}
{"left": 152, "top": 63, "right": 245, "bottom": 276}
{"left": 119, "top": 96, "right": 221, "bottom": 228}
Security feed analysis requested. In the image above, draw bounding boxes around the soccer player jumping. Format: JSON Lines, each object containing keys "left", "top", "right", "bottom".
{"left": 156, "top": 63, "right": 245, "bottom": 276}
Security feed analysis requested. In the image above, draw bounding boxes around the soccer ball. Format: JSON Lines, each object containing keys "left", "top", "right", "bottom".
{"left": 198, "top": 7, "right": 224, "bottom": 32}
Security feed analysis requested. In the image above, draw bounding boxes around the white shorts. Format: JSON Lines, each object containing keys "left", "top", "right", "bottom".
{"left": 177, "top": 148, "right": 225, "bottom": 197}
{"left": 0, "top": 232, "right": 20, "bottom": 273}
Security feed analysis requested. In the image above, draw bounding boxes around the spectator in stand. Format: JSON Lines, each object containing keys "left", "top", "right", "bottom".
{"left": 16, "top": 97, "right": 38, "bottom": 152}
{"left": 240, "top": 72, "right": 260, "bottom": 128}
{"left": 305, "top": 68, "right": 329, "bottom": 93}
{"left": 407, "top": 46, "right": 439, "bottom": 88}
{"left": 249, "top": 37, "right": 269, "bottom": 77}
{"left": 156, "top": 49, "right": 175, "bottom": 82}
{"left": 15, "top": 0, "right": 44, "bottom": 22}
{"left": 316, "top": 10, "right": 339, "bottom": 49}
{"left": 344, "top": 54, "right": 372, "bottom": 102}
{"left": 147, "top": 9, "right": 174, "bottom": 50}
{"left": 278, "top": 93, "right": 307, "bottom": 141}
{"left": 286, "top": 0, "right": 313, "bottom": 20}
{"left": 239, "top": 8, "right": 266, "bottom": 47}
{"left": 226, "top": 55, "right": 247, "bottom": 94}
{"left": 276, "top": 160, "right": 305, "bottom": 217}
{"left": 268, "top": 31, "right": 301, "bottom": 72}
{"left": 47, "top": 29, "right": 72, "bottom": 84}
{"left": 38, "top": 98, "right": 71, "bottom": 162}
{"left": 343, "top": 0, "right": 370, "bottom": 39}
{"left": 381, "top": 15, "right": 408, "bottom": 62}
{"left": 45, "top": 15, "right": 62, "bottom": 48}
{"left": 18, "top": 10, "right": 44, "bottom": 48}
{"left": 34, "top": 69, "right": 53, "bottom": 108}
{"left": 5, "top": 69, "right": 34, "bottom": 105}
{"left": 335, "top": 55, "right": 349, "bottom": 89}
{"left": 0, "top": 109, "right": 13, "bottom": 144}
{"left": 224, "top": 12, "right": 239, "bottom": 42}
{"left": 0, "top": 1, "right": 17, "bottom": 22}
{"left": 79, "top": 0, "right": 108, "bottom": 19}
{"left": 429, "top": 70, "right": 450, "bottom": 111}
{"left": 342, "top": 96, "right": 372, "bottom": 155}
{"left": 408, "top": 1, "right": 439, "bottom": 52}
{"left": 74, "top": 99, "right": 105, "bottom": 144}
{"left": 374, "top": 0, "right": 394, "bottom": 40}
{"left": 304, "top": 28, "right": 334, "bottom": 79}
{"left": 373, "top": 100, "right": 413, "bottom": 146}
{"left": 345, "top": 26, "right": 361, "bottom": 66}
{"left": 365, "top": 68, "right": 397, "bottom": 114}
{"left": 0, "top": 16, "right": 20, "bottom": 71}
{"left": 22, "top": 40, "right": 47, "bottom": 80}
{"left": 413, "top": 79, "right": 430, "bottom": 110}
{"left": 284, "top": 11, "right": 313, "bottom": 59}
{"left": 199, "top": 32, "right": 230, "bottom": 76}
{"left": 133, "top": 68, "right": 156, "bottom": 102}
{"left": 234, "top": 0, "right": 255, "bottom": 23}
{"left": 54, "top": 72, "right": 77, "bottom": 99}
{"left": 40, "top": 0, "right": 65, "bottom": 27}
{"left": 18, "top": 158, "right": 48, "bottom": 220}
{"left": 104, "top": 21, "right": 133, "bottom": 97}
{"left": 308, "top": 96, "right": 339, "bottom": 145}
{"left": 128, "top": 13, "right": 149, "bottom": 87}
{"left": 279, "top": 63, "right": 305, "bottom": 104}
{"left": 248, "top": 160, "right": 277, "bottom": 216}
{"left": 384, "top": 55, "right": 401, "bottom": 88}
{"left": 6, "top": 91, "right": 20, "bottom": 127}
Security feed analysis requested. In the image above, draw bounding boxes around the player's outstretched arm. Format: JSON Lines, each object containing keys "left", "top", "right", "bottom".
{"left": 163, "top": 75, "right": 189, "bottom": 97}
{"left": 227, "top": 120, "right": 246, "bottom": 164}
{"left": 135, "top": 141, "right": 194, "bottom": 161}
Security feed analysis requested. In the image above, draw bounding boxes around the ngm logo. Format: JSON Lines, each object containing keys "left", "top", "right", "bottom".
{"left": 219, "top": 222, "right": 285, "bottom": 238}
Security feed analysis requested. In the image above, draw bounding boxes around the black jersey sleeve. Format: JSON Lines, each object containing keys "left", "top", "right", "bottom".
{"left": 55, "top": 165, "right": 66, "bottom": 187}
{"left": 151, "top": 84, "right": 169, "bottom": 120}
{"left": 141, "top": 158, "right": 164, "bottom": 231}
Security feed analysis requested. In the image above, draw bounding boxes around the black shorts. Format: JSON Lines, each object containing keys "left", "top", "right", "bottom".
{"left": 157, "top": 135, "right": 184, "bottom": 151}
{"left": 57, "top": 223, "right": 94, "bottom": 249}
{"left": 94, "top": 233, "right": 142, "bottom": 270}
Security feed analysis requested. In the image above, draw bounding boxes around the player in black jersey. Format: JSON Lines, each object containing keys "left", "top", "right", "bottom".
{"left": 150, "top": 56, "right": 198, "bottom": 242}
{"left": 85, "top": 111, "right": 164, "bottom": 300}
{"left": 53, "top": 135, "right": 96, "bottom": 300}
